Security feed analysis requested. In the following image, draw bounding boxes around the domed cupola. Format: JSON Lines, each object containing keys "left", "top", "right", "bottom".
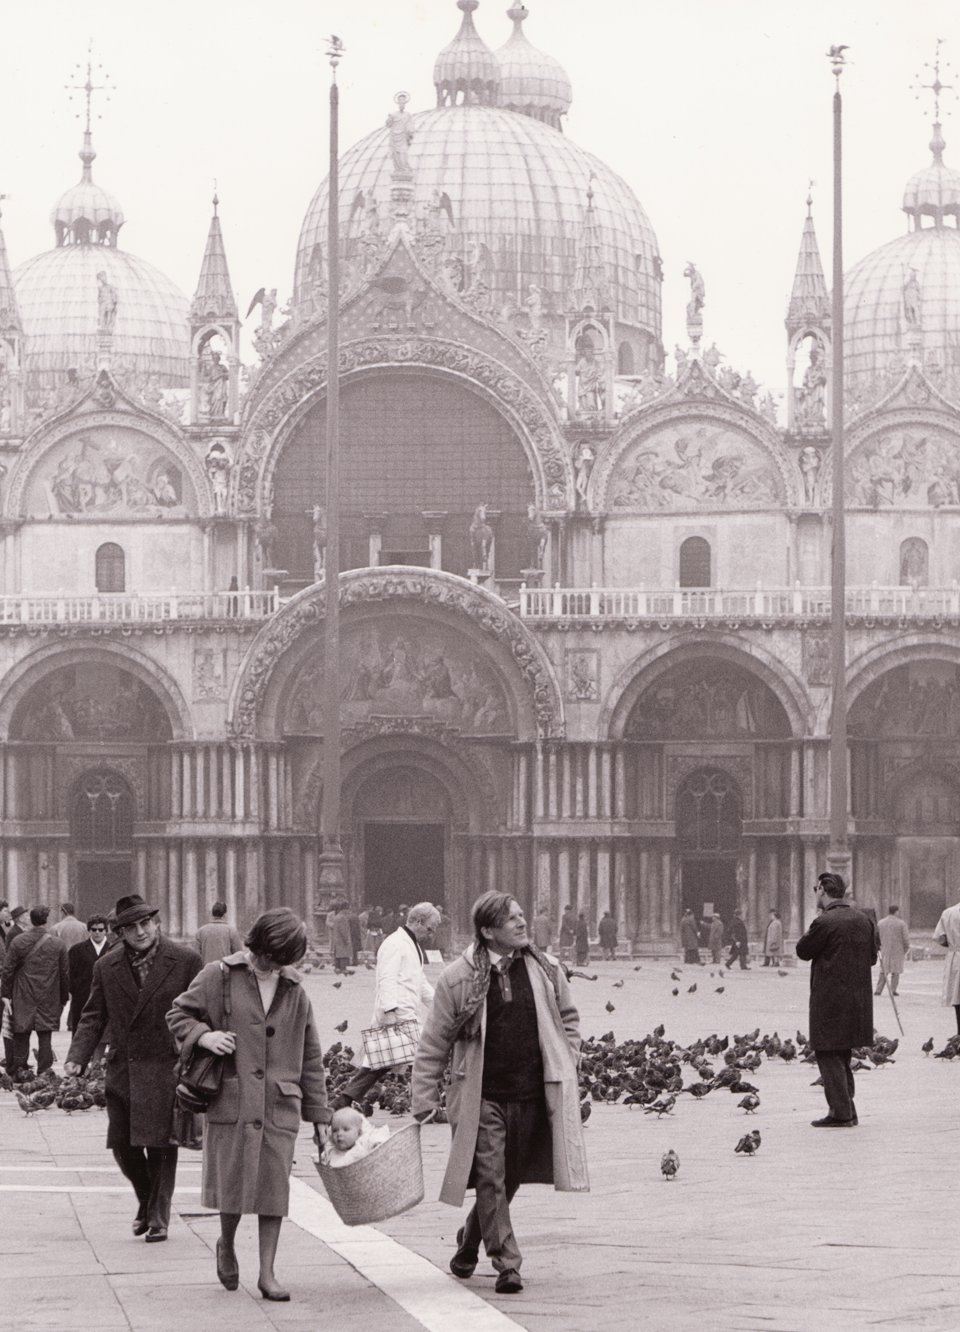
{"left": 902, "top": 122, "right": 960, "bottom": 227}
{"left": 495, "top": 3, "right": 572, "bottom": 131}
{"left": 50, "top": 122, "right": 125, "bottom": 248}
{"left": 434, "top": 0, "right": 501, "bottom": 106}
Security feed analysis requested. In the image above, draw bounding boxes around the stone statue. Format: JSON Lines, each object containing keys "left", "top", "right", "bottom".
{"left": 799, "top": 445, "right": 821, "bottom": 504}
{"left": 205, "top": 441, "right": 232, "bottom": 514}
{"left": 683, "top": 261, "right": 705, "bottom": 339}
{"left": 526, "top": 283, "right": 543, "bottom": 330}
{"left": 386, "top": 92, "right": 414, "bottom": 175}
{"left": 575, "top": 338, "right": 605, "bottom": 413}
{"left": 96, "top": 271, "right": 118, "bottom": 334}
{"left": 526, "top": 503, "right": 548, "bottom": 569}
{"left": 469, "top": 503, "right": 493, "bottom": 569}
{"left": 703, "top": 341, "right": 722, "bottom": 374}
{"left": 574, "top": 441, "right": 595, "bottom": 505}
{"left": 903, "top": 267, "right": 922, "bottom": 329}
{"left": 674, "top": 344, "right": 689, "bottom": 375}
{"left": 797, "top": 341, "right": 827, "bottom": 428}
{"left": 201, "top": 349, "right": 229, "bottom": 420}
{"left": 312, "top": 504, "right": 327, "bottom": 581}
{"left": 0, "top": 359, "right": 10, "bottom": 433}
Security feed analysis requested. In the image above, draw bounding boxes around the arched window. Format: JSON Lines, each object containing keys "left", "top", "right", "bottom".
{"left": 676, "top": 769, "right": 742, "bottom": 852}
{"left": 95, "top": 543, "right": 125, "bottom": 593}
{"left": 679, "top": 536, "right": 711, "bottom": 588}
{"left": 617, "top": 341, "right": 635, "bottom": 376}
{"left": 899, "top": 537, "right": 928, "bottom": 587}
{"left": 71, "top": 771, "right": 134, "bottom": 852}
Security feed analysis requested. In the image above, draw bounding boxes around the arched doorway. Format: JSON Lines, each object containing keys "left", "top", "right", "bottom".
{"left": 351, "top": 765, "right": 452, "bottom": 910}
{"left": 676, "top": 768, "right": 742, "bottom": 925}
{"left": 70, "top": 769, "right": 135, "bottom": 917}
{"left": 890, "top": 771, "right": 960, "bottom": 929}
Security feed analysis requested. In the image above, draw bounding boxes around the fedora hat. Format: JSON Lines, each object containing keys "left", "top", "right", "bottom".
{"left": 114, "top": 894, "right": 159, "bottom": 929}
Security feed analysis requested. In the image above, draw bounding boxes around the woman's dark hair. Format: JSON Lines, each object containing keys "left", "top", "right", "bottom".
{"left": 245, "top": 907, "right": 308, "bottom": 966}
{"left": 472, "top": 891, "right": 518, "bottom": 944}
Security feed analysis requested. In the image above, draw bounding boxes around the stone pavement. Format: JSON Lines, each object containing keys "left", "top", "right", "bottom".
{"left": 2, "top": 954, "right": 959, "bottom": 1331}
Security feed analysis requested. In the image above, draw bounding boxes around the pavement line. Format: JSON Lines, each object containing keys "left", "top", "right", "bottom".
{"left": 0, "top": 1185, "right": 202, "bottom": 1194}
{"left": 287, "top": 1178, "right": 521, "bottom": 1332}
{"left": 0, "top": 1164, "right": 201, "bottom": 1173}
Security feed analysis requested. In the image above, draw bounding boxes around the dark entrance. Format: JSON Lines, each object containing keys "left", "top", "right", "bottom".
{"left": 680, "top": 857, "right": 737, "bottom": 926}
{"left": 75, "top": 859, "right": 132, "bottom": 920}
{"left": 364, "top": 822, "right": 444, "bottom": 909}
{"left": 676, "top": 768, "right": 743, "bottom": 930}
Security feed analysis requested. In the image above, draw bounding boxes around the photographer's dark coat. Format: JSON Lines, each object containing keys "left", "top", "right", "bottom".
{"left": 795, "top": 900, "right": 878, "bottom": 1048}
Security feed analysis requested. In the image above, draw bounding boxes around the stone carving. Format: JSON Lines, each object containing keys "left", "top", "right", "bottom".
{"left": 574, "top": 330, "right": 605, "bottom": 414}
{"left": 799, "top": 445, "right": 822, "bottom": 504}
{"left": 795, "top": 337, "right": 827, "bottom": 430}
{"left": 386, "top": 92, "right": 414, "bottom": 174}
{"left": 28, "top": 427, "right": 189, "bottom": 517}
{"left": 248, "top": 287, "right": 279, "bottom": 360}
{"left": 903, "top": 267, "right": 922, "bottom": 329}
{"left": 12, "top": 664, "right": 172, "bottom": 742}
{"left": 574, "top": 441, "right": 595, "bottom": 506}
{"left": 851, "top": 662, "right": 960, "bottom": 738}
{"left": 194, "top": 647, "right": 227, "bottom": 702}
{"left": 566, "top": 650, "right": 598, "bottom": 702}
{"left": 231, "top": 570, "right": 563, "bottom": 738}
{"left": 802, "top": 632, "right": 831, "bottom": 686}
{"left": 96, "top": 271, "right": 118, "bottom": 334}
{"left": 198, "top": 343, "right": 229, "bottom": 420}
{"left": 611, "top": 422, "right": 782, "bottom": 510}
{"left": 847, "top": 429, "right": 960, "bottom": 507}
{"left": 469, "top": 504, "right": 493, "bottom": 569}
{"left": 205, "top": 440, "right": 232, "bottom": 514}
{"left": 626, "top": 662, "right": 789, "bottom": 740}
{"left": 525, "top": 503, "right": 548, "bottom": 569}
{"left": 683, "top": 262, "right": 704, "bottom": 344}
{"left": 255, "top": 479, "right": 278, "bottom": 568}
{"left": 900, "top": 536, "right": 928, "bottom": 587}
{"left": 285, "top": 617, "right": 510, "bottom": 736}
{"left": 312, "top": 504, "right": 326, "bottom": 580}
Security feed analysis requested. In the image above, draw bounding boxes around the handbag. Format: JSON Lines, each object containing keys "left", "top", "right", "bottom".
{"left": 361, "top": 1018, "right": 421, "bottom": 1071}
{"left": 175, "top": 963, "right": 232, "bottom": 1114}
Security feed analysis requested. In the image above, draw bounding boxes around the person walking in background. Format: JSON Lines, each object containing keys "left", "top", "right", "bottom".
{"left": 330, "top": 902, "right": 353, "bottom": 975}
{"left": 67, "top": 915, "right": 113, "bottom": 1032}
{"left": 51, "top": 902, "right": 89, "bottom": 949}
{"left": 574, "top": 912, "right": 590, "bottom": 967}
{"left": 167, "top": 907, "right": 330, "bottom": 1302}
{"left": 875, "top": 905, "right": 910, "bottom": 996}
{"left": 333, "top": 902, "right": 440, "bottom": 1109}
{"left": 347, "top": 905, "right": 362, "bottom": 967}
{"left": 796, "top": 872, "right": 877, "bottom": 1127}
{"left": 65, "top": 894, "right": 202, "bottom": 1243}
{"left": 558, "top": 903, "right": 576, "bottom": 961}
{"left": 364, "top": 906, "right": 384, "bottom": 957}
{"left": 763, "top": 910, "right": 783, "bottom": 967}
{"left": 707, "top": 914, "right": 724, "bottom": 965}
{"left": 598, "top": 910, "right": 618, "bottom": 960}
{"left": 1, "top": 905, "right": 69, "bottom": 1075}
{"left": 680, "top": 908, "right": 701, "bottom": 964}
{"left": 933, "top": 897, "right": 960, "bottom": 1035}
{"left": 412, "top": 892, "right": 588, "bottom": 1296}
{"left": 532, "top": 905, "right": 552, "bottom": 952}
{"left": 434, "top": 906, "right": 452, "bottom": 958}
{"left": 725, "top": 909, "right": 750, "bottom": 970}
{"left": 195, "top": 902, "right": 243, "bottom": 966}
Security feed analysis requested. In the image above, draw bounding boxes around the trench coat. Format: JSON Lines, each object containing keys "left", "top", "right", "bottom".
{"left": 1, "top": 927, "right": 69, "bottom": 1032}
{"left": 412, "top": 943, "right": 589, "bottom": 1208}
{"left": 877, "top": 914, "right": 910, "bottom": 974}
{"left": 679, "top": 916, "right": 700, "bottom": 951}
{"left": 166, "top": 953, "right": 329, "bottom": 1216}
{"left": 67, "top": 936, "right": 202, "bottom": 1148}
{"left": 933, "top": 902, "right": 960, "bottom": 1005}
{"left": 763, "top": 917, "right": 784, "bottom": 958}
{"left": 795, "top": 900, "right": 878, "bottom": 1049}
{"left": 330, "top": 911, "right": 352, "bottom": 961}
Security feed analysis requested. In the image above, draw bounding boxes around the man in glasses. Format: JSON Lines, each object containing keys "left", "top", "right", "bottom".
{"left": 66, "top": 916, "right": 114, "bottom": 1035}
{"left": 796, "top": 872, "right": 878, "bottom": 1127}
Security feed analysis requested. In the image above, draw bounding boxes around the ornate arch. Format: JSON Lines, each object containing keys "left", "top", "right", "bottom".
{"left": 846, "top": 636, "right": 960, "bottom": 711}
{"left": 0, "top": 640, "right": 194, "bottom": 741}
{"left": 590, "top": 399, "right": 794, "bottom": 511}
{"left": 229, "top": 567, "right": 564, "bottom": 741}
{"left": 232, "top": 337, "right": 573, "bottom": 515}
{"left": 839, "top": 407, "right": 960, "bottom": 509}
{"left": 601, "top": 635, "right": 812, "bottom": 740}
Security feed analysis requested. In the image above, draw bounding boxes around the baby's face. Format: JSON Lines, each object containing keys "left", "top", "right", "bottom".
{"left": 330, "top": 1111, "right": 363, "bottom": 1150}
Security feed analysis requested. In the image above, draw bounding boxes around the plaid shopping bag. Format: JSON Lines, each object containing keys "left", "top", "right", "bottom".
{"left": 1, "top": 999, "right": 12, "bottom": 1043}
{"left": 361, "top": 1019, "right": 421, "bottom": 1070}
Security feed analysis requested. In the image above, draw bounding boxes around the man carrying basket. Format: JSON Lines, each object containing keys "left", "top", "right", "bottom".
{"left": 333, "top": 902, "right": 440, "bottom": 1109}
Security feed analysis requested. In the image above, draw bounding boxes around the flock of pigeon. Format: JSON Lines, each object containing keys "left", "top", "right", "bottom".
{"left": 0, "top": 1062, "right": 106, "bottom": 1115}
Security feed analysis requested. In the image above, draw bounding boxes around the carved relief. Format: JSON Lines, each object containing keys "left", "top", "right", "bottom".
{"left": 57, "top": 755, "right": 146, "bottom": 820}
{"left": 851, "top": 662, "right": 960, "bottom": 738}
{"left": 626, "top": 662, "right": 790, "bottom": 740}
{"left": 610, "top": 421, "right": 782, "bottom": 511}
{"left": 847, "top": 428, "right": 960, "bottom": 508}
{"left": 802, "top": 632, "right": 831, "bottom": 687}
{"left": 566, "top": 650, "right": 599, "bottom": 702}
{"left": 24, "top": 425, "right": 190, "bottom": 517}
{"left": 11, "top": 663, "right": 172, "bottom": 742}
{"left": 194, "top": 648, "right": 227, "bottom": 702}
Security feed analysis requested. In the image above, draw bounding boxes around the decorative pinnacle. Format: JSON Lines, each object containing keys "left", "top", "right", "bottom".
{"left": 326, "top": 34, "right": 345, "bottom": 76}
{"left": 913, "top": 37, "right": 954, "bottom": 123}
{"left": 212, "top": 180, "right": 219, "bottom": 215}
{"left": 826, "top": 44, "right": 849, "bottom": 84}
{"left": 65, "top": 42, "right": 114, "bottom": 137}
{"left": 806, "top": 180, "right": 815, "bottom": 215}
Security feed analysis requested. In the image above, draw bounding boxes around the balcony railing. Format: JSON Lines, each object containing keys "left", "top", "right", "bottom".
{"left": 0, "top": 589, "right": 280, "bottom": 626}
{"left": 518, "top": 584, "right": 960, "bottom": 621}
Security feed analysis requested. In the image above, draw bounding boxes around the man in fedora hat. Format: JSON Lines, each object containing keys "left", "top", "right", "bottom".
{"left": 66, "top": 895, "right": 201, "bottom": 1243}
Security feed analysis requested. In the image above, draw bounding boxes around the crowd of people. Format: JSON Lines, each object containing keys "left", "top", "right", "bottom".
{"left": 0, "top": 881, "right": 958, "bottom": 1301}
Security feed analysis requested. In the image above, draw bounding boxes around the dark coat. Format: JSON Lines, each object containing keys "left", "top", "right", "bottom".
{"left": 67, "top": 936, "right": 202, "bottom": 1148}
{"left": 167, "top": 953, "right": 329, "bottom": 1215}
{"left": 726, "top": 916, "right": 748, "bottom": 948}
{"left": 330, "top": 910, "right": 352, "bottom": 960}
{"left": 1, "top": 927, "right": 69, "bottom": 1032}
{"left": 67, "top": 938, "right": 114, "bottom": 1031}
{"left": 795, "top": 900, "right": 878, "bottom": 1049}
{"left": 598, "top": 915, "right": 618, "bottom": 948}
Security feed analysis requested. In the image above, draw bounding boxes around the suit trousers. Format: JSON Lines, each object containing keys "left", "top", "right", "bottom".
{"left": 12, "top": 1029, "right": 53, "bottom": 1074}
{"left": 113, "top": 1145, "right": 179, "bottom": 1229}
{"left": 874, "top": 970, "right": 900, "bottom": 996}
{"left": 815, "top": 1049, "right": 855, "bottom": 1122}
{"left": 460, "top": 1096, "right": 548, "bottom": 1274}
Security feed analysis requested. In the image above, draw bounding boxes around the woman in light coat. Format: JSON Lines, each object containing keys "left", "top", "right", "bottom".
{"left": 763, "top": 910, "right": 783, "bottom": 966}
{"left": 167, "top": 908, "right": 330, "bottom": 1302}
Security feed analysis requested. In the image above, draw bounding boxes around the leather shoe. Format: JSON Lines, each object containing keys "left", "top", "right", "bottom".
{"left": 495, "top": 1268, "right": 523, "bottom": 1294}
{"left": 810, "top": 1116, "right": 855, "bottom": 1127}
{"left": 257, "top": 1282, "right": 291, "bottom": 1302}
{"left": 216, "top": 1238, "right": 239, "bottom": 1291}
{"left": 144, "top": 1226, "right": 168, "bottom": 1242}
{"left": 449, "top": 1226, "right": 478, "bottom": 1279}
{"left": 132, "top": 1212, "right": 149, "bottom": 1237}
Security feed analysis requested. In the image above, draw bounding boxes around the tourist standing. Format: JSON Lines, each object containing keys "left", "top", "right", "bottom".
{"left": 680, "top": 908, "right": 701, "bottom": 964}
{"left": 933, "top": 897, "right": 960, "bottom": 1035}
{"left": 763, "top": 910, "right": 783, "bottom": 967}
{"left": 330, "top": 902, "right": 353, "bottom": 975}
{"left": 1, "top": 905, "right": 69, "bottom": 1075}
{"left": 725, "top": 910, "right": 750, "bottom": 970}
{"left": 195, "top": 902, "right": 244, "bottom": 965}
{"left": 51, "top": 903, "right": 89, "bottom": 949}
{"left": 707, "top": 914, "right": 724, "bottom": 965}
{"left": 532, "top": 906, "right": 552, "bottom": 952}
{"left": 558, "top": 904, "right": 576, "bottom": 961}
{"left": 875, "top": 905, "right": 910, "bottom": 997}
{"left": 574, "top": 912, "right": 590, "bottom": 967}
{"left": 598, "top": 910, "right": 618, "bottom": 960}
{"left": 67, "top": 915, "right": 114, "bottom": 1032}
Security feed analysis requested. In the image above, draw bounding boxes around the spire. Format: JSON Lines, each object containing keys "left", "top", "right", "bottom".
{"left": 52, "top": 47, "right": 124, "bottom": 246}
{"left": 66, "top": 45, "right": 114, "bottom": 184}
{"left": 191, "top": 189, "right": 238, "bottom": 322}
{"left": 785, "top": 188, "right": 830, "bottom": 335}
{"left": 571, "top": 176, "right": 608, "bottom": 312}
{"left": 434, "top": 0, "right": 500, "bottom": 107}
{"left": 0, "top": 198, "right": 23, "bottom": 339}
{"left": 903, "top": 41, "right": 960, "bottom": 228}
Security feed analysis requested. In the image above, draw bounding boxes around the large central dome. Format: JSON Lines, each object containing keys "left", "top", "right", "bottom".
{"left": 293, "top": 2, "right": 661, "bottom": 349}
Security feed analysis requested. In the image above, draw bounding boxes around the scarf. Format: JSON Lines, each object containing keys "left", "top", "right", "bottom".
{"left": 126, "top": 936, "right": 160, "bottom": 990}
{"left": 454, "top": 941, "right": 562, "bottom": 1041}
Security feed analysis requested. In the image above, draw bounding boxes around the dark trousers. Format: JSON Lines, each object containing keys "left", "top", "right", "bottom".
{"left": 460, "top": 1097, "right": 548, "bottom": 1274}
{"left": 726, "top": 943, "right": 749, "bottom": 970}
{"left": 12, "top": 1029, "right": 53, "bottom": 1074}
{"left": 113, "top": 1145, "right": 179, "bottom": 1230}
{"left": 683, "top": 948, "right": 700, "bottom": 964}
{"left": 955, "top": 1004, "right": 960, "bottom": 1035}
{"left": 335, "top": 1063, "right": 386, "bottom": 1108}
{"left": 815, "top": 1049, "right": 855, "bottom": 1122}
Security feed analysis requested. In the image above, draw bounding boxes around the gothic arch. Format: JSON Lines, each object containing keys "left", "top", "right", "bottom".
{"left": 232, "top": 337, "right": 573, "bottom": 515}
{"left": 0, "top": 641, "right": 194, "bottom": 741}
{"left": 602, "top": 636, "right": 812, "bottom": 740}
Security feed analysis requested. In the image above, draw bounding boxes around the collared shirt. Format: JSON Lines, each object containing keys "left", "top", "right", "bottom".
{"left": 401, "top": 925, "right": 425, "bottom": 966}
{"left": 125, "top": 936, "right": 160, "bottom": 989}
{"left": 487, "top": 947, "right": 520, "bottom": 999}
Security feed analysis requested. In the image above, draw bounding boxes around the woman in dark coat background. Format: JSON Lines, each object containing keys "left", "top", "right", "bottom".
{"left": 167, "top": 908, "right": 330, "bottom": 1301}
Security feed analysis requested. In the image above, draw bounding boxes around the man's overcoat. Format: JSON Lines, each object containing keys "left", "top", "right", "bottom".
{"left": 412, "top": 943, "right": 589, "bottom": 1208}
{"left": 67, "top": 936, "right": 202, "bottom": 1147}
{"left": 1, "top": 927, "right": 69, "bottom": 1032}
{"left": 877, "top": 914, "right": 910, "bottom": 973}
{"left": 795, "top": 900, "right": 878, "bottom": 1048}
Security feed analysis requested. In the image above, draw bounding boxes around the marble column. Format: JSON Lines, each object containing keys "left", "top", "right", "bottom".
{"left": 167, "top": 844, "right": 182, "bottom": 936}
{"left": 224, "top": 843, "right": 239, "bottom": 925}
{"left": 614, "top": 748, "right": 626, "bottom": 819}
{"left": 517, "top": 751, "right": 529, "bottom": 828}
{"left": 660, "top": 849, "right": 672, "bottom": 938}
{"left": 789, "top": 745, "right": 801, "bottom": 818}
{"left": 183, "top": 842, "right": 200, "bottom": 936}
{"left": 587, "top": 746, "right": 598, "bottom": 819}
{"left": 209, "top": 747, "right": 220, "bottom": 820}
{"left": 548, "top": 748, "right": 558, "bottom": 818}
{"left": 575, "top": 750, "right": 586, "bottom": 818}
{"left": 599, "top": 749, "right": 611, "bottom": 819}
{"left": 596, "top": 844, "right": 611, "bottom": 924}
{"left": 557, "top": 845, "right": 571, "bottom": 915}
{"left": 136, "top": 846, "right": 148, "bottom": 894}
{"left": 534, "top": 744, "right": 545, "bottom": 819}
{"left": 302, "top": 841, "right": 317, "bottom": 931}
{"left": 245, "top": 842, "right": 261, "bottom": 920}
{"left": 196, "top": 748, "right": 207, "bottom": 820}
{"left": 234, "top": 746, "right": 246, "bottom": 820}
{"left": 204, "top": 842, "right": 219, "bottom": 910}
{"left": 577, "top": 844, "right": 591, "bottom": 917}
{"left": 171, "top": 748, "right": 182, "bottom": 820}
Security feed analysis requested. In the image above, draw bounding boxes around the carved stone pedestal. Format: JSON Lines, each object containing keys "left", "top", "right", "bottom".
{"left": 468, "top": 567, "right": 492, "bottom": 588}
{"left": 521, "top": 568, "right": 545, "bottom": 588}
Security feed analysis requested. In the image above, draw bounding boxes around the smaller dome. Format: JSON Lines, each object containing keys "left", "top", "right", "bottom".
{"left": 50, "top": 132, "right": 125, "bottom": 247}
{"left": 434, "top": 0, "right": 500, "bottom": 107}
{"left": 902, "top": 125, "right": 960, "bottom": 225}
{"left": 495, "top": 4, "right": 572, "bottom": 130}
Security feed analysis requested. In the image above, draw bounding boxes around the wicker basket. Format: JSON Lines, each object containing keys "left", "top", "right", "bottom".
{"left": 315, "top": 1121, "right": 424, "bottom": 1226}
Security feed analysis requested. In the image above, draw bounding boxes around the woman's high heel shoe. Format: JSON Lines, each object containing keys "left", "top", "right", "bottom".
{"left": 215, "top": 1239, "right": 239, "bottom": 1291}
{"left": 257, "top": 1281, "right": 290, "bottom": 1302}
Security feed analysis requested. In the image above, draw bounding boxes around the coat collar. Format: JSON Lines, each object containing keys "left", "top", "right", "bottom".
{"left": 221, "top": 950, "right": 302, "bottom": 984}
{"left": 822, "top": 899, "right": 852, "bottom": 912}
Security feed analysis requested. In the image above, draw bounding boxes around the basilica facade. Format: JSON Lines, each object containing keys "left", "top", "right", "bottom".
{"left": 1, "top": 0, "right": 960, "bottom": 947}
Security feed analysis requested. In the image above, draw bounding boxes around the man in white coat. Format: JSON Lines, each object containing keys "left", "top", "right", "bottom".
{"left": 333, "top": 901, "right": 440, "bottom": 1108}
{"left": 934, "top": 899, "right": 960, "bottom": 1035}
{"left": 875, "top": 904, "right": 910, "bottom": 997}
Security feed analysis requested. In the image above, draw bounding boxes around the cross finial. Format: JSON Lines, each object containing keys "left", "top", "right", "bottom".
{"left": 913, "top": 38, "right": 954, "bottom": 123}
{"left": 326, "top": 34, "right": 345, "bottom": 78}
{"left": 65, "top": 41, "right": 114, "bottom": 135}
{"left": 806, "top": 179, "right": 815, "bottom": 214}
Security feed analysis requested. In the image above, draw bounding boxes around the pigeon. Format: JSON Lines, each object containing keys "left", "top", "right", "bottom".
{"left": 672, "top": 988, "right": 680, "bottom": 997}
{"left": 735, "top": 1129, "right": 761, "bottom": 1156}
{"left": 605, "top": 1001, "right": 615, "bottom": 1013}
{"left": 715, "top": 986, "right": 725, "bottom": 994}
{"left": 333, "top": 981, "right": 342, "bottom": 989}
{"left": 579, "top": 1099, "right": 592, "bottom": 1124}
{"left": 334, "top": 1020, "right": 348, "bottom": 1033}
{"left": 613, "top": 980, "right": 625, "bottom": 989}
{"left": 687, "top": 983, "right": 697, "bottom": 994}
{"left": 660, "top": 1149, "right": 680, "bottom": 1181}
{"left": 670, "top": 970, "right": 682, "bottom": 982}
{"left": 737, "top": 1093, "right": 760, "bottom": 1114}
{"left": 643, "top": 1094, "right": 676, "bottom": 1117}
{"left": 777, "top": 970, "right": 788, "bottom": 977}
{"left": 15, "top": 1091, "right": 37, "bottom": 1115}
{"left": 922, "top": 1037, "right": 935, "bottom": 1056}
{"left": 633, "top": 965, "right": 643, "bottom": 972}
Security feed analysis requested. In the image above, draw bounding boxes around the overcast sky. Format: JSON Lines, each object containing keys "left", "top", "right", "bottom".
{"left": 2, "top": 0, "right": 957, "bottom": 398}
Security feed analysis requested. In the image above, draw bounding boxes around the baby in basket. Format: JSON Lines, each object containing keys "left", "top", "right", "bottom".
{"left": 323, "top": 1106, "right": 391, "bottom": 1168}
